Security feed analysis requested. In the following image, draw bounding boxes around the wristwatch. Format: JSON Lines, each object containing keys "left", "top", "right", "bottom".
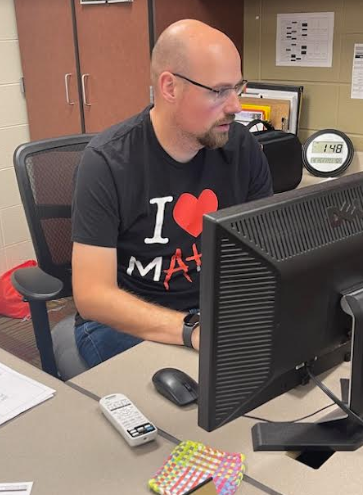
{"left": 182, "top": 313, "right": 200, "bottom": 348}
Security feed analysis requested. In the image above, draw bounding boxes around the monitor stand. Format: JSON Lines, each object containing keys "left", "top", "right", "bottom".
{"left": 252, "top": 285, "right": 363, "bottom": 452}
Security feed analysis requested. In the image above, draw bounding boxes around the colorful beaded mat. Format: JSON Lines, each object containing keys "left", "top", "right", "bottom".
{"left": 148, "top": 440, "right": 245, "bottom": 495}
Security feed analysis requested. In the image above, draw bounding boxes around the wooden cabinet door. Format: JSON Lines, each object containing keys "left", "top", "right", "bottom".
{"left": 14, "top": 0, "right": 83, "bottom": 140}
{"left": 153, "top": 0, "right": 244, "bottom": 57}
{"left": 74, "top": 0, "right": 151, "bottom": 133}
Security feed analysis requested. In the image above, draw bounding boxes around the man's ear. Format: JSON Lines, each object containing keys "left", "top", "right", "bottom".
{"left": 159, "top": 72, "right": 178, "bottom": 103}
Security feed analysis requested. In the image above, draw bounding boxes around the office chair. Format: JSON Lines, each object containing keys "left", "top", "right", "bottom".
{"left": 11, "top": 134, "right": 95, "bottom": 380}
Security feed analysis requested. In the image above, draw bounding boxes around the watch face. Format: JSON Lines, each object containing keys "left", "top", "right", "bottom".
{"left": 184, "top": 312, "right": 200, "bottom": 326}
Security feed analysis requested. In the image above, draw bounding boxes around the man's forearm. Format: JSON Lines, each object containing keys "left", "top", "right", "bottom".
{"left": 75, "top": 285, "right": 187, "bottom": 346}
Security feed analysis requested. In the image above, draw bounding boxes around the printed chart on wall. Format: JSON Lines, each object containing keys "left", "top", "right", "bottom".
{"left": 351, "top": 44, "right": 363, "bottom": 99}
{"left": 276, "top": 12, "right": 334, "bottom": 67}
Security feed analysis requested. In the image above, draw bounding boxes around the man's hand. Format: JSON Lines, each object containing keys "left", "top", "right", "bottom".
{"left": 191, "top": 325, "right": 200, "bottom": 351}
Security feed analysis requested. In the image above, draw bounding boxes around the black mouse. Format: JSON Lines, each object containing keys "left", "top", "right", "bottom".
{"left": 152, "top": 367, "right": 198, "bottom": 406}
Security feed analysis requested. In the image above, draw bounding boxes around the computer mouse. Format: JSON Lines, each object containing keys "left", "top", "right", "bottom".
{"left": 152, "top": 367, "right": 198, "bottom": 406}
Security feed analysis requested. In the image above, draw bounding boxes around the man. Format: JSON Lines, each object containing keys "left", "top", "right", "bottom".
{"left": 71, "top": 19, "right": 272, "bottom": 368}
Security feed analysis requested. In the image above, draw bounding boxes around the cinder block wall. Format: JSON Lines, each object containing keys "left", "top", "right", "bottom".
{"left": 244, "top": 0, "right": 363, "bottom": 152}
{"left": 0, "top": 0, "right": 34, "bottom": 276}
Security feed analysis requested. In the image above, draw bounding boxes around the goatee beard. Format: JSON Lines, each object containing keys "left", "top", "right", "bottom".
{"left": 197, "top": 114, "right": 235, "bottom": 149}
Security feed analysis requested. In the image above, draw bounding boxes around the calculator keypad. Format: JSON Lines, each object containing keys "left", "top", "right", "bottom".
{"left": 106, "top": 398, "right": 155, "bottom": 438}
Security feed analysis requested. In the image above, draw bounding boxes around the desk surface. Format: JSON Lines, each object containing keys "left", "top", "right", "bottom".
{"left": 71, "top": 341, "right": 363, "bottom": 495}
{"left": 0, "top": 348, "right": 262, "bottom": 495}
{"left": 0, "top": 349, "right": 171, "bottom": 494}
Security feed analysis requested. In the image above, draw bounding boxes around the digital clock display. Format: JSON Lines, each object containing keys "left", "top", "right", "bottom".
{"left": 311, "top": 141, "right": 344, "bottom": 154}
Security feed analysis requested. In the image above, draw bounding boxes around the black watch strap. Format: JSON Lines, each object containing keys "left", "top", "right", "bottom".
{"left": 182, "top": 313, "right": 200, "bottom": 348}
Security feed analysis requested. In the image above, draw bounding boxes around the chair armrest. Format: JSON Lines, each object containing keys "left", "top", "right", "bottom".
{"left": 11, "top": 266, "right": 63, "bottom": 302}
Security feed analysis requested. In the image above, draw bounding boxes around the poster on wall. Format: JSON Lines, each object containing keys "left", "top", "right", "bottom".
{"left": 351, "top": 44, "right": 363, "bottom": 99}
{"left": 276, "top": 12, "right": 334, "bottom": 67}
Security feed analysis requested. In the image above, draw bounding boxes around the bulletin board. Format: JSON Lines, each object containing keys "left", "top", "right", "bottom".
{"left": 240, "top": 82, "right": 304, "bottom": 134}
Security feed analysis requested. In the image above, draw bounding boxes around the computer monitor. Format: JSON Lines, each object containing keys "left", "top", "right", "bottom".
{"left": 198, "top": 172, "right": 363, "bottom": 451}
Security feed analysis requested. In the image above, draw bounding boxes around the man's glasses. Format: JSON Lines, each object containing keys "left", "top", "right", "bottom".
{"left": 172, "top": 73, "right": 248, "bottom": 101}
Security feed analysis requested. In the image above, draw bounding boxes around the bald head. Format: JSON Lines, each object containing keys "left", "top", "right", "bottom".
{"left": 151, "top": 20, "right": 240, "bottom": 88}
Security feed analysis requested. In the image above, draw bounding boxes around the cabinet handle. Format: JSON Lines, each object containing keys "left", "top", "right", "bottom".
{"left": 82, "top": 73, "right": 91, "bottom": 106}
{"left": 64, "top": 73, "right": 75, "bottom": 105}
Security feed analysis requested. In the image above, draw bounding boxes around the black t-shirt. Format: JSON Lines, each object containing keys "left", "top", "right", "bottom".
{"left": 72, "top": 106, "right": 272, "bottom": 323}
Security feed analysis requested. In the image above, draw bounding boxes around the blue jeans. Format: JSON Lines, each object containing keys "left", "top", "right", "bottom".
{"left": 74, "top": 321, "right": 143, "bottom": 368}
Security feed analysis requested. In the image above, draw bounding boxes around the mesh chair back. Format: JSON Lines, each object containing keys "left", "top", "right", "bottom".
{"left": 13, "top": 135, "right": 95, "bottom": 298}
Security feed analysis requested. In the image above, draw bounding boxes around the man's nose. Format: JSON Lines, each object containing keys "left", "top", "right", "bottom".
{"left": 224, "top": 90, "right": 242, "bottom": 115}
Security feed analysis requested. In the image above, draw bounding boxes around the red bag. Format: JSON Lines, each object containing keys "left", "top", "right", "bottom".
{"left": 0, "top": 260, "right": 37, "bottom": 319}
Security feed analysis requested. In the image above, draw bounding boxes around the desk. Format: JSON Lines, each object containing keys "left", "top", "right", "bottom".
{"left": 0, "top": 348, "right": 172, "bottom": 494}
{"left": 70, "top": 341, "right": 363, "bottom": 495}
{"left": 0, "top": 348, "right": 262, "bottom": 495}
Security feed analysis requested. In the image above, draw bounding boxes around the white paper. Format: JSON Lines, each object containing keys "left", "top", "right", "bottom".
{"left": 351, "top": 44, "right": 363, "bottom": 99}
{"left": 276, "top": 12, "right": 334, "bottom": 67}
{"left": 0, "top": 482, "right": 33, "bottom": 494}
{"left": 0, "top": 362, "right": 55, "bottom": 426}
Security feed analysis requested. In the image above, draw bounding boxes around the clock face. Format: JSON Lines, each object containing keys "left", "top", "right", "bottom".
{"left": 303, "top": 130, "right": 354, "bottom": 177}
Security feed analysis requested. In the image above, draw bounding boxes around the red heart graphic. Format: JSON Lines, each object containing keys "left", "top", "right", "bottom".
{"left": 173, "top": 189, "right": 218, "bottom": 237}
